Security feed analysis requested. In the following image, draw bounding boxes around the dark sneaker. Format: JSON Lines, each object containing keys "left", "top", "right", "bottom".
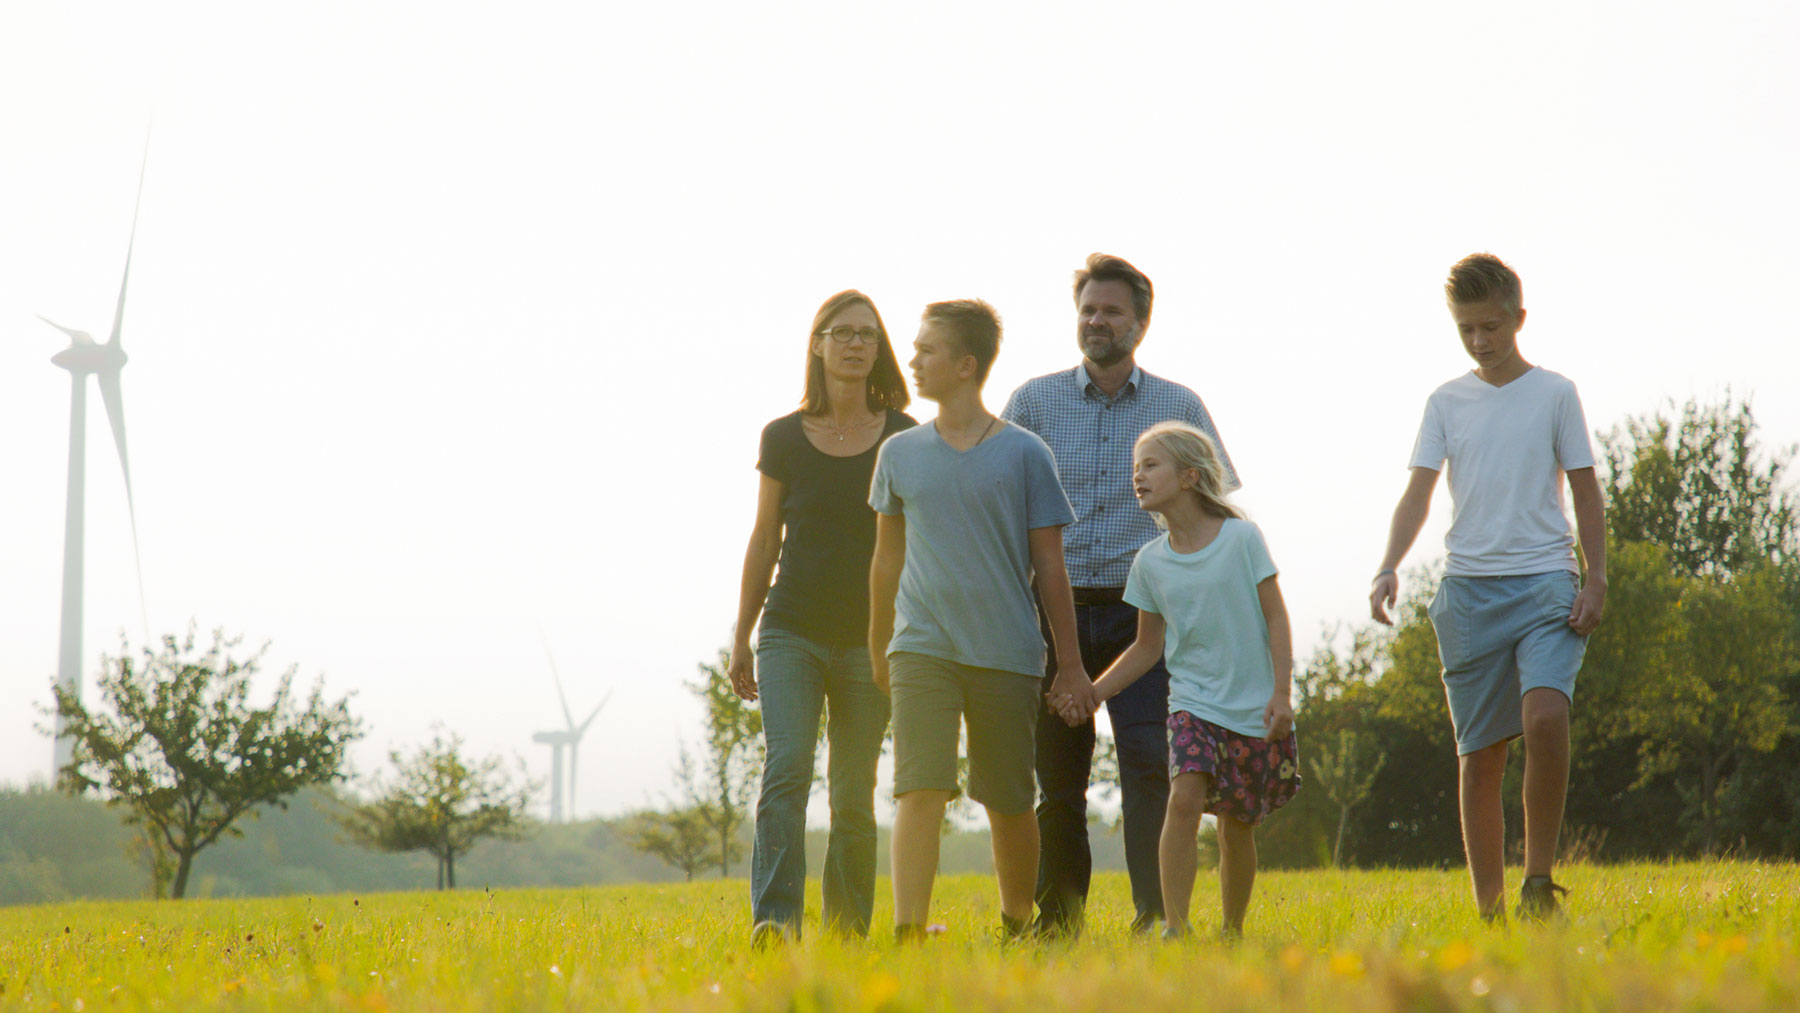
{"left": 998, "top": 913, "right": 1033, "bottom": 945}
{"left": 1032, "top": 913, "right": 1081, "bottom": 941}
{"left": 1516, "top": 875, "right": 1568, "bottom": 923}
{"left": 1129, "top": 911, "right": 1163, "bottom": 936}
{"left": 894, "top": 923, "right": 929, "bottom": 945}
{"left": 751, "top": 921, "right": 794, "bottom": 950}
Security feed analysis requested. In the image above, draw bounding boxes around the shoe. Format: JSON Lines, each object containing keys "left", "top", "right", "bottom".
{"left": 1130, "top": 911, "right": 1163, "bottom": 936}
{"left": 751, "top": 921, "right": 794, "bottom": 950}
{"left": 894, "top": 923, "right": 929, "bottom": 945}
{"left": 1516, "top": 875, "right": 1568, "bottom": 922}
{"left": 999, "top": 913, "right": 1033, "bottom": 944}
{"left": 1159, "top": 924, "right": 1187, "bottom": 942}
{"left": 1032, "top": 912, "right": 1081, "bottom": 941}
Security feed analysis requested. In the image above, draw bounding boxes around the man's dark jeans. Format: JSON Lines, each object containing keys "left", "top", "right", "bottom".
{"left": 1035, "top": 598, "right": 1171, "bottom": 933}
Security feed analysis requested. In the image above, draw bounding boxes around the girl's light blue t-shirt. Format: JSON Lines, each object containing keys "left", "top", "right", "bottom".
{"left": 1124, "top": 518, "right": 1279, "bottom": 737}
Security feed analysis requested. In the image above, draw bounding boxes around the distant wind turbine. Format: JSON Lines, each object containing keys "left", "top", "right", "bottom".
{"left": 531, "top": 639, "right": 611, "bottom": 823}
{"left": 42, "top": 136, "right": 152, "bottom": 777}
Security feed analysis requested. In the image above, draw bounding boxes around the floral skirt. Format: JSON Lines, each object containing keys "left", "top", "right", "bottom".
{"left": 1166, "top": 710, "right": 1300, "bottom": 826}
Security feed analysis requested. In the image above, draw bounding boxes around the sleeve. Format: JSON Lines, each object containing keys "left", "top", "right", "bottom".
{"left": 1184, "top": 394, "right": 1241, "bottom": 492}
{"left": 1123, "top": 545, "right": 1163, "bottom": 615}
{"left": 1000, "top": 382, "right": 1036, "bottom": 432}
{"left": 755, "top": 419, "right": 787, "bottom": 482}
{"left": 1408, "top": 395, "right": 1447, "bottom": 471}
{"left": 1243, "top": 522, "right": 1279, "bottom": 583}
{"left": 1022, "top": 435, "right": 1077, "bottom": 529}
{"left": 868, "top": 439, "right": 903, "bottom": 515}
{"left": 1553, "top": 381, "right": 1597, "bottom": 470}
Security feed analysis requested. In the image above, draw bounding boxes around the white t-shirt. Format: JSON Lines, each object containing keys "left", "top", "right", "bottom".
{"left": 1123, "top": 519, "right": 1279, "bottom": 738}
{"left": 1409, "top": 367, "right": 1595, "bottom": 577}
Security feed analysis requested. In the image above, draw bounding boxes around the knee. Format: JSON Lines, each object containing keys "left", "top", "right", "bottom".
{"left": 1114, "top": 728, "right": 1172, "bottom": 784}
{"left": 1521, "top": 690, "right": 1570, "bottom": 741}
{"left": 1459, "top": 746, "right": 1507, "bottom": 790}
{"left": 759, "top": 749, "right": 815, "bottom": 802}
{"left": 1165, "top": 779, "right": 1208, "bottom": 823}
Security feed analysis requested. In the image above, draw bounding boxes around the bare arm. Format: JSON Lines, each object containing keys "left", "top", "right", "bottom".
{"left": 1085, "top": 610, "right": 1166, "bottom": 707}
{"left": 867, "top": 511, "right": 906, "bottom": 694}
{"left": 1258, "top": 575, "right": 1295, "bottom": 739}
{"left": 1566, "top": 467, "right": 1608, "bottom": 635}
{"left": 1029, "top": 525, "right": 1095, "bottom": 717}
{"left": 727, "top": 475, "right": 785, "bottom": 701}
{"left": 1370, "top": 467, "right": 1441, "bottom": 625}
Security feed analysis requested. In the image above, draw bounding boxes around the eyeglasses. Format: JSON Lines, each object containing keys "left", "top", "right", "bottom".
{"left": 818, "top": 325, "right": 881, "bottom": 345}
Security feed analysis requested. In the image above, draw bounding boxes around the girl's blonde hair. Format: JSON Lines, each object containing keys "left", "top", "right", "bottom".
{"left": 1135, "top": 421, "right": 1243, "bottom": 525}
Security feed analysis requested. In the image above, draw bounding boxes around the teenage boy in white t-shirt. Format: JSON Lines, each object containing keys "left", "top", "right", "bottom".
{"left": 1369, "top": 253, "right": 1607, "bottom": 923}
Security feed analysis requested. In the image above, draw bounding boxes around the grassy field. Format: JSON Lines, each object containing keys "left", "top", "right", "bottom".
{"left": 4, "top": 862, "right": 1797, "bottom": 1010}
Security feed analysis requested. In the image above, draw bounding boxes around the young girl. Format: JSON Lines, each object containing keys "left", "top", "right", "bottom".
{"left": 1052, "top": 420, "right": 1299, "bottom": 939}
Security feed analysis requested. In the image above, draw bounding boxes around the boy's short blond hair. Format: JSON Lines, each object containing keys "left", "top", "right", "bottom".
{"left": 1445, "top": 253, "right": 1523, "bottom": 313}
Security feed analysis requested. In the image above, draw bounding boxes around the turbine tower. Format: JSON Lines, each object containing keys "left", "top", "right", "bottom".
{"left": 531, "top": 642, "right": 610, "bottom": 823}
{"left": 43, "top": 140, "right": 151, "bottom": 777}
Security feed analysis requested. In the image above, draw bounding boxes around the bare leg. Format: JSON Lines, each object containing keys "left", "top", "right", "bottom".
{"left": 986, "top": 807, "right": 1039, "bottom": 922}
{"left": 1459, "top": 742, "right": 1509, "bottom": 917}
{"left": 892, "top": 790, "right": 952, "bottom": 927}
{"left": 1216, "top": 814, "right": 1257, "bottom": 935}
{"left": 1521, "top": 688, "right": 1571, "bottom": 878}
{"left": 1158, "top": 772, "right": 1210, "bottom": 936}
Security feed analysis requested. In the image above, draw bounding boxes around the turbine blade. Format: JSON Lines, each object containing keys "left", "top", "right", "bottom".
{"left": 537, "top": 630, "right": 576, "bottom": 730}
{"left": 109, "top": 129, "right": 151, "bottom": 349}
{"left": 38, "top": 316, "right": 92, "bottom": 344}
{"left": 96, "top": 369, "right": 150, "bottom": 638}
{"left": 574, "top": 690, "right": 612, "bottom": 738}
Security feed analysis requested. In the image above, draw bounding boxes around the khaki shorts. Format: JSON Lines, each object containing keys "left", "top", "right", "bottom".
{"left": 888, "top": 652, "right": 1039, "bottom": 814}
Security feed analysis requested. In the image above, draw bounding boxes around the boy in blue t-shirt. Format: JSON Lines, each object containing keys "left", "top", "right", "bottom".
{"left": 1370, "top": 253, "right": 1608, "bottom": 922}
{"left": 868, "top": 298, "right": 1091, "bottom": 942}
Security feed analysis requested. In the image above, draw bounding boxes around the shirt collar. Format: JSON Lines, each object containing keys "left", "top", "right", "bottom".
{"left": 1074, "top": 362, "right": 1143, "bottom": 400}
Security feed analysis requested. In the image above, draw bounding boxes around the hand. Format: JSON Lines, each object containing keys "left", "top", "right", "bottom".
{"left": 1569, "top": 576, "right": 1607, "bottom": 636}
{"left": 1046, "top": 669, "right": 1098, "bottom": 726}
{"left": 727, "top": 644, "right": 757, "bottom": 702}
{"left": 1263, "top": 693, "right": 1295, "bottom": 740}
{"left": 873, "top": 657, "right": 891, "bottom": 696}
{"left": 1369, "top": 571, "right": 1399, "bottom": 626}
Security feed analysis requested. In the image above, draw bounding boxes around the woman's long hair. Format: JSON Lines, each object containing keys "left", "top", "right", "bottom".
{"left": 1136, "top": 421, "right": 1243, "bottom": 525}
{"left": 801, "top": 290, "right": 910, "bottom": 414}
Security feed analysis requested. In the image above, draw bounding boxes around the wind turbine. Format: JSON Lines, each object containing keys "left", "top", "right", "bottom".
{"left": 42, "top": 138, "right": 152, "bottom": 777}
{"left": 531, "top": 642, "right": 611, "bottom": 823}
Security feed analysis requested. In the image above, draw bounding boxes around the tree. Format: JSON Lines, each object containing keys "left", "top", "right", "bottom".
{"left": 50, "top": 628, "right": 361, "bottom": 899}
{"left": 624, "top": 806, "right": 715, "bottom": 882}
{"left": 625, "top": 747, "right": 722, "bottom": 881}
{"left": 688, "top": 648, "right": 764, "bottom": 876}
{"left": 1601, "top": 395, "right": 1797, "bottom": 577}
{"left": 1308, "top": 728, "right": 1387, "bottom": 867}
{"left": 337, "top": 731, "right": 533, "bottom": 889}
{"left": 1598, "top": 398, "right": 1800, "bottom": 853}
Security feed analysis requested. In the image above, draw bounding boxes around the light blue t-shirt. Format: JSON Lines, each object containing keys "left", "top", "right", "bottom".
{"left": 869, "top": 421, "right": 1076, "bottom": 677}
{"left": 1124, "top": 518, "right": 1279, "bottom": 737}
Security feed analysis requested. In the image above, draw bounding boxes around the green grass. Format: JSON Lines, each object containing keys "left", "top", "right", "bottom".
{"left": 4, "top": 862, "right": 1797, "bottom": 1010}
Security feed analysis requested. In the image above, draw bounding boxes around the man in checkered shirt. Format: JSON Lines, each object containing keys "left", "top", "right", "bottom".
{"left": 1001, "top": 253, "right": 1239, "bottom": 937}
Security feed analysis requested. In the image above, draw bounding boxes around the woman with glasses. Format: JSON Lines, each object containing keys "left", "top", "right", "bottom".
{"left": 728, "top": 289, "right": 916, "bottom": 944}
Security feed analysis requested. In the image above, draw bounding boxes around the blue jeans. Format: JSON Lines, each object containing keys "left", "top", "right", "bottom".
{"left": 750, "top": 626, "right": 890, "bottom": 937}
{"left": 1035, "top": 599, "right": 1172, "bottom": 930}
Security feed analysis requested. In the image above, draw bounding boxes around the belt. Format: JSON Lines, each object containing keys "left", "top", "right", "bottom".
{"left": 1071, "top": 586, "right": 1126, "bottom": 606}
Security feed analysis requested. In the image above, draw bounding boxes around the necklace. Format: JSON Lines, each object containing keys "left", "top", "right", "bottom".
{"left": 816, "top": 412, "right": 878, "bottom": 441}
{"left": 975, "top": 416, "right": 999, "bottom": 444}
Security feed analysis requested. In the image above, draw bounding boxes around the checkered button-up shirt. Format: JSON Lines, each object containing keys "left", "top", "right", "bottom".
{"left": 1001, "top": 363, "right": 1239, "bottom": 588}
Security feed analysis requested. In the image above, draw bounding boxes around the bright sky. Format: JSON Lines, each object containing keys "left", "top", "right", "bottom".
{"left": 3, "top": 1, "right": 1796, "bottom": 826}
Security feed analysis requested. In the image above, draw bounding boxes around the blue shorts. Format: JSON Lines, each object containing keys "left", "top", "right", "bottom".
{"left": 1428, "top": 572, "right": 1586, "bottom": 755}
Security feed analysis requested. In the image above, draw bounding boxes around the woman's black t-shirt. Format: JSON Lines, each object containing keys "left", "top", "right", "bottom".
{"left": 756, "top": 409, "right": 918, "bottom": 647}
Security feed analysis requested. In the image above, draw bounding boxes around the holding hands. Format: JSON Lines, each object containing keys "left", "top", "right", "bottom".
{"left": 1046, "top": 670, "right": 1100, "bottom": 726}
